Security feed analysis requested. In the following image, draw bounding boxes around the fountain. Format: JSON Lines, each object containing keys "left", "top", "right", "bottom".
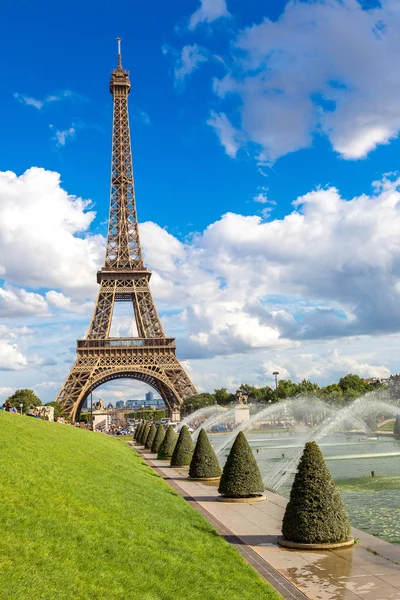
{"left": 206, "top": 388, "right": 400, "bottom": 544}
{"left": 263, "top": 392, "right": 400, "bottom": 493}
{"left": 192, "top": 407, "right": 236, "bottom": 442}
{"left": 177, "top": 405, "right": 223, "bottom": 432}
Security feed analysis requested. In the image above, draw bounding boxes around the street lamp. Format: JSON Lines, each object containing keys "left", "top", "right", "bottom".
{"left": 272, "top": 371, "right": 279, "bottom": 390}
{"left": 19, "top": 403, "right": 23, "bottom": 415}
{"left": 89, "top": 379, "right": 93, "bottom": 431}
{"left": 272, "top": 371, "right": 279, "bottom": 403}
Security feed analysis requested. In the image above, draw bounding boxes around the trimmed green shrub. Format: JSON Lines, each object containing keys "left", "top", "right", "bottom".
{"left": 218, "top": 431, "right": 264, "bottom": 498}
{"left": 140, "top": 423, "right": 150, "bottom": 446}
{"left": 394, "top": 415, "right": 400, "bottom": 439}
{"left": 189, "top": 429, "right": 221, "bottom": 479}
{"left": 282, "top": 441, "right": 351, "bottom": 544}
{"left": 145, "top": 424, "right": 157, "bottom": 449}
{"left": 171, "top": 425, "right": 194, "bottom": 467}
{"left": 134, "top": 423, "right": 143, "bottom": 441}
{"left": 151, "top": 424, "right": 165, "bottom": 454}
{"left": 158, "top": 425, "right": 178, "bottom": 460}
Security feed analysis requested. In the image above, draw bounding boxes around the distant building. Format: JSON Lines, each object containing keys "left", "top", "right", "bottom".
{"left": 115, "top": 400, "right": 125, "bottom": 409}
{"left": 106, "top": 403, "right": 114, "bottom": 410}
{"left": 126, "top": 399, "right": 136, "bottom": 409}
{"left": 145, "top": 390, "right": 154, "bottom": 403}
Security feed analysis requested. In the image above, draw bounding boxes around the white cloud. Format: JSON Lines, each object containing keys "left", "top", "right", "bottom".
{"left": 253, "top": 193, "right": 269, "bottom": 204}
{"left": 3, "top": 166, "right": 400, "bottom": 393}
{"left": 14, "top": 90, "right": 80, "bottom": 111}
{"left": 33, "top": 381, "right": 60, "bottom": 390}
{"left": 189, "top": 0, "right": 230, "bottom": 30}
{"left": 45, "top": 290, "right": 94, "bottom": 314}
{"left": 0, "top": 387, "right": 16, "bottom": 398}
{"left": 0, "top": 339, "right": 28, "bottom": 371}
{"left": 0, "top": 285, "right": 50, "bottom": 318}
{"left": 0, "top": 168, "right": 104, "bottom": 295}
{"left": 205, "top": 0, "right": 400, "bottom": 162}
{"left": 258, "top": 349, "right": 390, "bottom": 386}
{"left": 207, "top": 111, "right": 240, "bottom": 158}
{"left": 137, "top": 174, "right": 400, "bottom": 360}
{"left": 174, "top": 44, "right": 209, "bottom": 84}
{"left": 49, "top": 124, "right": 76, "bottom": 147}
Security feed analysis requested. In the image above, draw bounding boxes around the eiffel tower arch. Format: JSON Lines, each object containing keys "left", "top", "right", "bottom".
{"left": 56, "top": 39, "right": 197, "bottom": 422}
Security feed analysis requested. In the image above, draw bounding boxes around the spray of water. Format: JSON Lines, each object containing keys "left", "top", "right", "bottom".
{"left": 192, "top": 407, "right": 236, "bottom": 442}
{"left": 178, "top": 405, "right": 223, "bottom": 432}
{"left": 263, "top": 390, "right": 400, "bottom": 492}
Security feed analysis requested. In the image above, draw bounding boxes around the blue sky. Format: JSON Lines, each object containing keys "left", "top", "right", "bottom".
{"left": 1, "top": 0, "right": 400, "bottom": 405}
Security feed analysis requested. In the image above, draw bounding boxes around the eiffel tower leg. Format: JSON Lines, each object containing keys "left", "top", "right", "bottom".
{"left": 87, "top": 282, "right": 115, "bottom": 339}
{"left": 56, "top": 358, "right": 99, "bottom": 422}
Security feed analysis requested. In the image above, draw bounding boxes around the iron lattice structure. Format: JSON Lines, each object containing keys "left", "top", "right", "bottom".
{"left": 56, "top": 40, "right": 197, "bottom": 421}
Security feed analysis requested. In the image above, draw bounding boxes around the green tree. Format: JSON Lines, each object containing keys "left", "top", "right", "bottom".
{"left": 6, "top": 389, "right": 41, "bottom": 413}
{"left": 214, "top": 388, "right": 234, "bottom": 406}
{"left": 338, "top": 374, "right": 370, "bottom": 399}
{"left": 296, "top": 379, "right": 320, "bottom": 395}
{"left": 394, "top": 415, "right": 400, "bottom": 440}
{"left": 170, "top": 425, "right": 194, "bottom": 467}
{"left": 189, "top": 429, "right": 221, "bottom": 479}
{"left": 282, "top": 441, "right": 351, "bottom": 544}
{"left": 151, "top": 424, "right": 165, "bottom": 454}
{"left": 145, "top": 424, "right": 157, "bottom": 449}
{"left": 157, "top": 425, "right": 178, "bottom": 460}
{"left": 183, "top": 393, "right": 215, "bottom": 415}
{"left": 319, "top": 384, "right": 344, "bottom": 405}
{"left": 276, "top": 380, "right": 298, "bottom": 400}
{"left": 79, "top": 413, "right": 91, "bottom": 425}
{"left": 258, "top": 386, "right": 276, "bottom": 404}
{"left": 218, "top": 432, "right": 264, "bottom": 498}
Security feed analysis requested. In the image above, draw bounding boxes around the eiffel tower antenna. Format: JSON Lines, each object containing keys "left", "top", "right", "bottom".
{"left": 117, "top": 37, "right": 122, "bottom": 67}
{"left": 56, "top": 41, "right": 197, "bottom": 422}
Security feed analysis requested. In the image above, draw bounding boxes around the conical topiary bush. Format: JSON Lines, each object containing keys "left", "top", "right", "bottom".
{"left": 140, "top": 423, "right": 150, "bottom": 446}
{"left": 171, "top": 425, "right": 194, "bottom": 467}
{"left": 137, "top": 422, "right": 145, "bottom": 444}
{"left": 189, "top": 429, "right": 221, "bottom": 480}
{"left": 157, "top": 425, "right": 178, "bottom": 460}
{"left": 151, "top": 424, "right": 165, "bottom": 454}
{"left": 282, "top": 441, "right": 351, "bottom": 545}
{"left": 145, "top": 423, "right": 157, "bottom": 449}
{"left": 134, "top": 423, "right": 143, "bottom": 441}
{"left": 218, "top": 431, "right": 264, "bottom": 499}
{"left": 394, "top": 415, "right": 400, "bottom": 439}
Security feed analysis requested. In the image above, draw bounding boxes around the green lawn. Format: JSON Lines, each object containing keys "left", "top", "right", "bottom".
{"left": 0, "top": 412, "right": 280, "bottom": 600}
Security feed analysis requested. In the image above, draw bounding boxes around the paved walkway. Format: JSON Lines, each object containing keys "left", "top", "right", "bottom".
{"left": 134, "top": 446, "right": 400, "bottom": 600}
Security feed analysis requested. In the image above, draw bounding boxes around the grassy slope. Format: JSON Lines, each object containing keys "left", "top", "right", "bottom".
{"left": 0, "top": 413, "right": 279, "bottom": 600}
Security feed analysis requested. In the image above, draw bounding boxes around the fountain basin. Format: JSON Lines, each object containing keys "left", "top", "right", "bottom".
{"left": 218, "top": 495, "right": 267, "bottom": 503}
{"left": 278, "top": 536, "right": 355, "bottom": 550}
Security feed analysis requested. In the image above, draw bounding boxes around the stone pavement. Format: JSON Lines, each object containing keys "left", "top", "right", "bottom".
{"left": 135, "top": 446, "right": 400, "bottom": 600}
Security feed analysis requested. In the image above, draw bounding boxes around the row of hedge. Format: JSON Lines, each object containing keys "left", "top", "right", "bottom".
{"left": 133, "top": 422, "right": 351, "bottom": 546}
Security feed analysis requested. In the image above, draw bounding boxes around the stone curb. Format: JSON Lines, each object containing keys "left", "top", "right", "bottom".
{"left": 218, "top": 495, "right": 267, "bottom": 503}
{"left": 277, "top": 536, "right": 355, "bottom": 550}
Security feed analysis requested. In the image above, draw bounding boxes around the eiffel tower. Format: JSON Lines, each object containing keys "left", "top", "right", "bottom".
{"left": 56, "top": 39, "right": 197, "bottom": 422}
